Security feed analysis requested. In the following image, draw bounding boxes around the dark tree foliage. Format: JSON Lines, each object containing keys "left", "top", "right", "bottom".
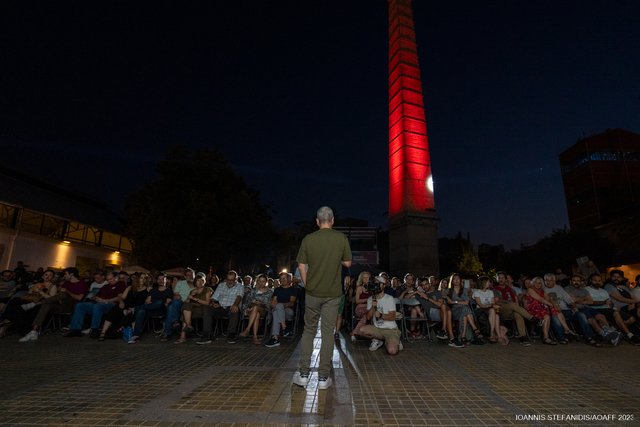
{"left": 502, "top": 228, "right": 613, "bottom": 276}
{"left": 124, "top": 146, "right": 275, "bottom": 270}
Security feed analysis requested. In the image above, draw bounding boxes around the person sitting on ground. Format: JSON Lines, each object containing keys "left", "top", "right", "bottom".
{"left": 586, "top": 273, "right": 638, "bottom": 344}
{"left": 473, "top": 276, "right": 506, "bottom": 344}
{"left": 128, "top": 273, "right": 174, "bottom": 343}
{"left": 0, "top": 269, "right": 57, "bottom": 339}
{"left": 414, "top": 276, "right": 458, "bottom": 346}
{"left": 349, "top": 271, "right": 372, "bottom": 342}
{"left": 18, "top": 267, "right": 87, "bottom": 342}
{"left": 447, "top": 273, "right": 483, "bottom": 345}
{"left": 64, "top": 272, "right": 126, "bottom": 338}
{"left": 160, "top": 268, "right": 195, "bottom": 342}
{"left": 397, "top": 273, "right": 425, "bottom": 339}
{"left": 265, "top": 272, "right": 298, "bottom": 348}
{"left": 357, "top": 278, "right": 402, "bottom": 355}
{"left": 564, "top": 273, "right": 617, "bottom": 346}
{"left": 99, "top": 273, "right": 150, "bottom": 341}
{"left": 605, "top": 269, "right": 640, "bottom": 342}
{"left": 239, "top": 274, "right": 273, "bottom": 344}
{"left": 175, "top": 272, "right": 212, "bottom": 343}
{"left": 197, "top": 270, "right": 245, "bottom": 345}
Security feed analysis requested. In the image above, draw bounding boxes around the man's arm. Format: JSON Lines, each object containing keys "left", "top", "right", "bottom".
{"left": 342, "top": 260, "right": 352, "bottom": 268}
{"left": 298, "top": 263, "right": 308, "bottom": 285}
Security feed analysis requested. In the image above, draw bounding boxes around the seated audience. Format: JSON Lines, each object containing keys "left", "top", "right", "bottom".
{"left": 349, "top": 271, "right": 372, "bottom": 342}
{"left": 128, "top": 273, "right": 174, "bottom": 343}
{"left": 175, "top": 272, "right": 212, "bottom": 343}
{"left": 197, "top": 270, "right": 244, "bottom": 345}
{"left": 397, "top": 273, "right": 425, "bottom": 339}
{"left": 586, "top": 273, "right": 630, "bottom": 345}
{"left": 494, "top": 271, "right": 534, "bottom": 345}
{"left": 160, "top": 268, "right": 195, "bottom": 341}
{"left": 473, "top": 276, "right": 507, "bottom": 344}
{"left": 239, "top": 274, "right": 273, "bottom": 344}
{"left": 525, "top": 276, "right": 574, "bottom": 345}
{"left": 447, "top": 273, "right": 483, "bottom": 345}
{"left": 415, "top": 276, "right": 459, "bottom": 346}
{"left": 265, "top": 272, "right": 298, "bottom": 348}
{"left": 19, "top": 267, "right": 87, "bottom": 342}
{"left": 605, "top": 269, "right": 640, "bottom": 341}
{"left": 64, "top": 272, "right": 125, "bottom": 338}
{"left": 99, "top": 273, "right": 150, "bottom": 341}
{"left": 1, "top": 269, "right": 57, "bottom": 338}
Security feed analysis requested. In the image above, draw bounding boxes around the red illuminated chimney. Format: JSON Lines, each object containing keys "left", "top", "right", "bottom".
{"left": 388, "top": 0, "right": 434, "bottom": 216}
{"left": 388, "top": 0, "right": 439, "bottom": 276}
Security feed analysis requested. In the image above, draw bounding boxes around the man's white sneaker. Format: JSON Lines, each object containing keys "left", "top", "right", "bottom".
{"left": 21, "top": 302, "right": 36, "bottom": 311}
{"left": 292, "top": 371, "right": 310, "bottom": 387}
{"left": 19, "top": 330, "right": 39, "bottom": 342}
{"left": 81, "top": 328, "right": 92, "bottom": 335}
{"left": 318, "top": 376, "right": 333, "bottom": 390}
{"left": 369, "top": 339, "right": 383, "bottom": 351}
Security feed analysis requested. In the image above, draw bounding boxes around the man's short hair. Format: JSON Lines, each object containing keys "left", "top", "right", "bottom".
{"left": 316, "top": 206, "right": 334, "bottom": 224}
{"left": 64, "top": 267, "right": 80, "bottom": 279}
{"left": 227, "top": 270, "right": 238, "bottom": 279}
{"left": 587, "top": 273, "right": 601, "bottom": 285}
{"left": 184, "top": 268, "right": 195, "bottom": 276}
{"left": 609, "top": 269, "right": 624, "bottom": 278}
{"left": 543, "top": 273, "right": 555, "bottom": 281}
{"left": 279, "top": 271, "right": 292, "bottom": 280}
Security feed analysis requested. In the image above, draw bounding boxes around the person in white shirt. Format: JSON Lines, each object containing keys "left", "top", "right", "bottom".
{"left": 356, "top": 278, "right": 402, "bottom": 355}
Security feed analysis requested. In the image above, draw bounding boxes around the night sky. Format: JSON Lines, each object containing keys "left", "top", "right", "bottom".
{"left": 2, "top": 0, "right": 639, "bottom": 248}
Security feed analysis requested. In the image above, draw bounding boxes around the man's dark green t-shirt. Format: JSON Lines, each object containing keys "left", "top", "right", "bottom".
{"left": 296, "top": 228, "right": 352, "bottom": 298}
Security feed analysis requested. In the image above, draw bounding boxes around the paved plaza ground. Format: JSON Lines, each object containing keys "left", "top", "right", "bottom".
{"left": 1, "top": 328, "right": 639, "bottom": 427}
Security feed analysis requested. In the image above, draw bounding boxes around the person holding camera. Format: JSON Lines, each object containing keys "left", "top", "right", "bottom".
{"left": 357, "top": 278, "right": 402, "bottom": 355}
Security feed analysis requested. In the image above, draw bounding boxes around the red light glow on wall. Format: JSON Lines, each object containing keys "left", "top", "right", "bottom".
{"left": 388, "top": 0, "right": 434, "bottom": 217}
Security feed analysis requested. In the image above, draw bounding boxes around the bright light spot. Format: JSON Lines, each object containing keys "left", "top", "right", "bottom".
{"left": 114, "top": 251, "right": 120, "bottom": 255}
{"left": 282, "top": 269, "right": 288, "bottom": 273}
{"left": 426, "top": 175, "right": 434, "bottom": 193}
{"left": 61, "top": 240, "right": 71, "bottom": 245}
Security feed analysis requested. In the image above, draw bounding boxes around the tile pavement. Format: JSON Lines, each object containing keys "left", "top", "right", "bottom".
{"left": 0, "top": 328, "right": 639, "bottom": 426}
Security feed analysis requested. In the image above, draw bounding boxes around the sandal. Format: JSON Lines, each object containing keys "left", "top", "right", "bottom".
{"left": 159, "top": 335, "right": 169, "bottom": 342}
{"left": 252, "top": 337, "right": 261, "bottom": 345}
{"left": 488, "top": 336, "right": 498, "bottom": 343}
{"left": 543, "top": 338, "right": 557, "bottom": 345}
{"left": 174, "top": 337, "right": 187, "bottom": 344}
{"left": 98, "top": 334, "right": 106, "bottom": 342}
{"left": 564, "top": 329, "right": 578, "bottom": 337}
{"left": 558, "top": 339, "right": 569, "bottom": 345}
{"left": 239, "top": 331, "right": 249, "bottom": 338}
{"left": 473, "top": 329, "right": 484, "bottom": 339}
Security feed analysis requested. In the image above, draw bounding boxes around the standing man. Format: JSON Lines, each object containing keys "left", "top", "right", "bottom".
{"left": 294, "top": 206, "right": 352, "bottom": 390}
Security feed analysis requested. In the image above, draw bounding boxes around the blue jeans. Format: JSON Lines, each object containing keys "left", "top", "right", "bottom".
{"left": 163, "top": 300, "right": 183, "bottom": 336}
{"left": 69, "top": 302, "right": 114, "bottom": 330}
{"left": 133, "top": 300, "right": 165, "bottom": 336}
{"left": 563, "top": 309, "right": 594, "bottom": 339}
{"left": 271, "top": 303, "right": 294, "bottom": 337}
{"left": 550, "top": 315, "right": 566, "bottom": 341}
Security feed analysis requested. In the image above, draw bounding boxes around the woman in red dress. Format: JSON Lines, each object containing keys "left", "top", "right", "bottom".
{"left": 525, "top": 276, "right": 559, "bottom": 345}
